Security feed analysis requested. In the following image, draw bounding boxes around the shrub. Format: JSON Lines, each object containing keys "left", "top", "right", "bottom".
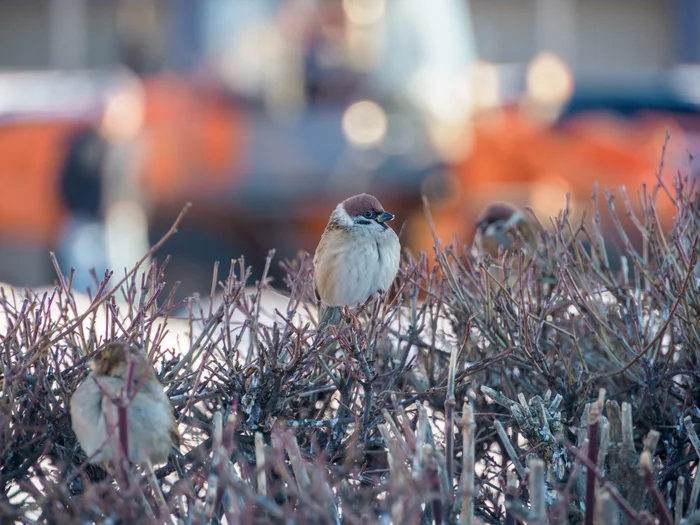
{"left": 1, "top": 143, "right": 699, "bottom": 524}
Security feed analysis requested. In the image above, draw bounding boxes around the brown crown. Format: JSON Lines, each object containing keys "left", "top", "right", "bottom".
{"left": 90, "top": 341, "right": 154, "bottom": 379}
{"left": 342, "top": 193, "right": 384, "bottom": 217}
{"left": 477, "top": 202, "right": 521, "bottom": 225}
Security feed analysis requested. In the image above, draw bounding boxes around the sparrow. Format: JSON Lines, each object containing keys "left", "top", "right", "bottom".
{"left": 473, "top": 202, "right": 538, "bottom": 259}
{"left": 313, "top": 193, "right": 401, "bottom": 326}
{"left": 472, "top": 202, "right": 539, "bottom": 291}
{"left": 70, "top": 341, "right": 179, "bottom": 466}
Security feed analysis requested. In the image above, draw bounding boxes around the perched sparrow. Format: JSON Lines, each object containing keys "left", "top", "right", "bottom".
{"left": 473, "top": 202, "right": 538, "bottom": 259}
{"left": 70, "top": 342, "right": 179, "bottom": 466}
{"left": 472, "top": 202, "right": 539, "bottom": 290}
{"left": 313, "top": 193, "right": 401, "bottom": 326}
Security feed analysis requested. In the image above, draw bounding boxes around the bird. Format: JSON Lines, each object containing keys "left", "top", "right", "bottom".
{"left": 473, "top": 202, "right": 538, "bottom": 259}
{"left": 472, "top": 202, "right": 539, "bottom": 291}
{"left": 313, "top": 193, "right": 401, "bottom": 327}
{"left": 70, "top": 341, "right": 179, "bottom": 467}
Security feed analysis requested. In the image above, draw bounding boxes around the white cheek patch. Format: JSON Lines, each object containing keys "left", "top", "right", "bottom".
{"left": 484, "top": 223, "right": 500, "bottom": 237}
{"left": 331, "top": 204, "right": 353, "bottom": 228}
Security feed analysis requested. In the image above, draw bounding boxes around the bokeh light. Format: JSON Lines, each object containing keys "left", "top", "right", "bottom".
{"left": 525, "top": 51, "right": 574, "bottom": 107}
{"left": 342, "top": 0, "right": 385, "bottom": 26}
{"left": 341, "top": 100, "right": 388, "bottom": 149}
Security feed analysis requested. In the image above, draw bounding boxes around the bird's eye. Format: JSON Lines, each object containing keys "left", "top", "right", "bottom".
{"left": 363, "top": 211, "right": 374, "bottom": 219}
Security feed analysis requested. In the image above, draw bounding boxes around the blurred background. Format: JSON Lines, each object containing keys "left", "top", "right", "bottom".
{"left": 1, "top": 0, "right": 700, "bottom": 298}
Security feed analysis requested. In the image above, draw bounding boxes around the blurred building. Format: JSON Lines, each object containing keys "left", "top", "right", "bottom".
{"left": 472, "top": 0, "right": 678, "bottom": 71}
{"left": 1, "top": 1, "right": 699, "bottom": 73}
{"left": 0, "top": 0, "right": 174, "bottom": 72}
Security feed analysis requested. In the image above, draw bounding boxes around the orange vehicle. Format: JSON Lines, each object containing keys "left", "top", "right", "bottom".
{"left": 0, "top": 72, "right": 245, "bottom": 245}
{"left": 0, "top": 70, "right": 251, "bottom": 289}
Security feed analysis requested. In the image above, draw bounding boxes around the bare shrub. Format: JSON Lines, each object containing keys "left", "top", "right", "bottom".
{"left": 1, "top": 140, "right": 700, "bottom": 524}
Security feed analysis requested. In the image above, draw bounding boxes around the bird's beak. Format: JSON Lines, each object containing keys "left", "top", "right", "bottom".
{"left": 376, "top": 211, "right": 394, "bottom": 223}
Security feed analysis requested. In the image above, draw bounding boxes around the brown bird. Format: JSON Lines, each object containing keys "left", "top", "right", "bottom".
{"left": 473, "top": 202, "right": 538, "bottom": 259}
{"left": 70, "top": 341, "right": 179, "bottom": 466}
{"left": 313, "top": 193, "right": 401, "bottom": 326}
{"left": 472, "top": 202, "right": 539, "bottom": 290}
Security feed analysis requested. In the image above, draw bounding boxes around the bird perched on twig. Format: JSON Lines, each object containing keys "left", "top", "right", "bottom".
{"left": 313, "top": 193, "right": 401, "bottom": 327}
{"left": 70, "top": 341, "right": 179, "bottom": 466}
{"left": 472, "top": 202, "right": 539, "bottom": 291}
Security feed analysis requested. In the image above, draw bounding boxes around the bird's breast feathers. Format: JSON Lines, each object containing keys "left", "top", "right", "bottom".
{"left": 314, "top": 227, "right": 399, "bottom": 307}
{"left": 70, "top": 373, "right": 176, "bottom": 464}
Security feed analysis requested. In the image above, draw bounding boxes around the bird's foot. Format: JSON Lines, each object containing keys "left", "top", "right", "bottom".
{"left": 342, "top": 306, "right": 364, "bottom": 332}
{"left": 356, "top": 291, "right": 383, "bottom": 319}
{"left": 342, "top": 306, "right": 353, "bottom": 325}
